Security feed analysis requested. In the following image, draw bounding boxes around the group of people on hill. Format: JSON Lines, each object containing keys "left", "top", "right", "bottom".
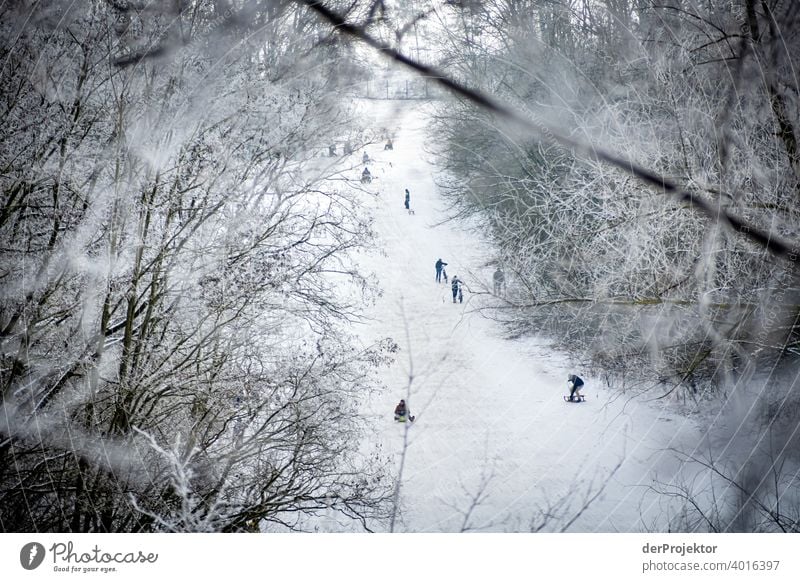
{"left": 394, "top": 374, "right": 585, "bottom": 423}
{"left": 370, "top": 131, "right": 585, "bottom": 419}
{"left": 434, "top": 258, "right": 463, "bottom": 303}
{"left": 435, "top": 260, "right": 507, "bottom": 303}
{"left": 357, "top": 137, "right": 394, "bottom": 184}
{"left": 390, "top": 258, "right": 585, "bottom": 419}
{"left": 354, "top": 136, "right": 418, "bottom": 216}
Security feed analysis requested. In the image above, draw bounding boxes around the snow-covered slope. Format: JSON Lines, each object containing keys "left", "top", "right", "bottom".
{"left": 351, "top": 99, "right": 701, "bottom": 533}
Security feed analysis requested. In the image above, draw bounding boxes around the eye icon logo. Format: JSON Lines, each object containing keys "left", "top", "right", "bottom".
{"left": 20, "top": 542, "right": 46, "bottom": 570}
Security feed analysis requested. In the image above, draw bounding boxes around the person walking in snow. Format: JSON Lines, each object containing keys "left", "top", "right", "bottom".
{"left": 493, "top": 267, "right": 505, "bottom": 295}
{"left": 435, "top": 258, "right": 448, "bottom": 283}
{"left": 394, "top": 399, "right": 414, "bottom": 422}
{"left": 362, "top": 151, "right": 370, "bottom": 164}
{"left": 404, "top": 188, "right": 410, "bottom": 210}
{"left": 567, "top": 374, "right": 585, "bottom": 401}
{"left": 451, "top": 276, "right": 463, "bottom": 303}
{"left": 361, "top": 167, "right": 372, "bottom": 184}
{"left": 385, "top": 138, "right": 393, "bottom": 150}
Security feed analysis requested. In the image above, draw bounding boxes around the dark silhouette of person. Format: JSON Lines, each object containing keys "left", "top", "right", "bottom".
{"left": 394, "top": 399, "right": 414, "bottom": 422}
{"left": 385, "top": 138, "right": 393, "bottom": 150}
{"left": 493, "top": 267, "right": 505, "bottom": 295}
{"left": 567, "top": 374, "right": 585, "bottom": 401}
{"left": 361, "top": 167, "right": 372, "bottom": 184}
{"left": 435, "top": 258, "right": 448, "bottom": 283}
{"left": 451, "top": 276, "right": 462, "bottom": 303}
{"left": 404, "top": 188, "right": 410, "bottom": 210}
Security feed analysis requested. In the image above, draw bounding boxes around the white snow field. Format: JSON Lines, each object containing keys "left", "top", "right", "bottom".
{"left": 348, "top": 98, "right": 703, "bottom": 533}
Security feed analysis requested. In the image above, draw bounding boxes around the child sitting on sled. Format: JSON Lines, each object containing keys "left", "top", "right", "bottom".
{"left": 394, "top": 399, "right": 415, "bottom": 422}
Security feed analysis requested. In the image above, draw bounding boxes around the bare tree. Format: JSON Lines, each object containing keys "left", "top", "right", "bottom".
{"left": 0, "top": 1, "right": 394, "bottom": 532}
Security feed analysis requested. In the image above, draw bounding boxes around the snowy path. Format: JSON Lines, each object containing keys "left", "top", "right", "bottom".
{"left": 351, "top": 99, "right": 701, "bottom": 533}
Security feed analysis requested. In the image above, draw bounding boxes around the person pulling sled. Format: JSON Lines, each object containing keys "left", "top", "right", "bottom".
{"left": 435, "top": 258, "right": 448, "bottom": 283}
{"left": 565, "top": 374, "right": 585, "bottom": 402}
{"left": 394, "top": 399, "right": 414, "bottom": 422}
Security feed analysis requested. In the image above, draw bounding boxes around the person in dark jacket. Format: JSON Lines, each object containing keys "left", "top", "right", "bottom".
{"left": 435, "top": 258, "right": 448, "bottom": 283}
{"left": 361, "top": 167, "right": 372, "bottom": 184}
{"left": 567, "top": 374, "right": 585, "bottom": 401}
{"left": 362, "top": 151, "right": 370, "bottom": 164}
{"left": 493, "top": 267, "right": 505, "bottom": 295}
{"left": 394, "top": 399, "right": 414, "bottom": 422}
{"left": 404, "top": 188, "right": 410, "bottom": 210}
{"left": 451, "top": 276, "right": 463, "bottom": 303}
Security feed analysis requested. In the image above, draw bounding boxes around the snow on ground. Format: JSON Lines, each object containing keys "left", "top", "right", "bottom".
{"left": 347, "top": 98, "right": 703, "bottom": 533}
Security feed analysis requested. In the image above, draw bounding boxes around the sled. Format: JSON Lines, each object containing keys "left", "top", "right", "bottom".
{"left": 563, "top": 395, "right": 586, "bottom": 403}
{"left": 394, "top": 414, "right": 415, "bottom": 423}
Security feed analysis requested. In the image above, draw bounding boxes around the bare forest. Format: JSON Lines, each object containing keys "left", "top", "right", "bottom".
{"left": 1, "top": 0, "right": 799, "bottom": 533}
